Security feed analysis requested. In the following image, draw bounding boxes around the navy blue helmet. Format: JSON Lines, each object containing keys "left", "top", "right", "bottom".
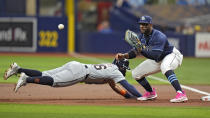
{"left": 112, "top": 58, "right": 130, "bottom": 76}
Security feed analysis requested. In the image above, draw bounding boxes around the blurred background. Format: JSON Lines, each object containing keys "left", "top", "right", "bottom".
{"left": 0, "top": 0, "right": 210, "bottom": 57}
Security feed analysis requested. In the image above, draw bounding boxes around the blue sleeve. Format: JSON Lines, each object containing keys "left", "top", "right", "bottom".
{"left": 151, "top": 34, "right": 166, "bottom": 52}
{"left": 141, "top": 34, "right": 167, "bottom": 60}
{"left": 119, "top": 80, "right": 142, "bottom": 97}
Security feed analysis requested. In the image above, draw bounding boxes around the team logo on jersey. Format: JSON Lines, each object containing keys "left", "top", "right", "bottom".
{"left": 141, "top": 16, "right": 146, "bottom": 20}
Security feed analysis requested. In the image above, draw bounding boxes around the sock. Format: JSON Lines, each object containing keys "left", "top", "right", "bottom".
{"left": 18, "top": 68, "right": 42, "bottom": 77}
{"left": 26, "top": 76, "right": 54, "bottom": 86}
{"left": 165, "top": 70, "right": 182, "bottom": 92}
{"left": 136, "top": 77, "right": 153, "bottom": 92}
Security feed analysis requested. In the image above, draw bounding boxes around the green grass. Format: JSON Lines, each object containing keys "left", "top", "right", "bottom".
{"left": 0, "top": 103, "right": 210, "bottom": 118}
{"left": 1, "top": 55, "right": 210, "bottom": 118}
{"left": 147, "top": 58, "right": 210, "bottom": 85}
{"left": 0, "top": 55, "right": 210, "bottom": 85}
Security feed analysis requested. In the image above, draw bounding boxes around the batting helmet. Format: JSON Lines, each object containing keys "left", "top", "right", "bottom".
{"left": 113, "top": 58, "right": 130, "bottom": 70}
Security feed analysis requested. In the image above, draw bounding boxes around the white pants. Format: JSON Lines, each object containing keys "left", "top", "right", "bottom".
{"left": 42, "top": 61, "right": 88, "bottom": 87}
{"left": 132, "top": 47, "right": 183, "bottom": 80}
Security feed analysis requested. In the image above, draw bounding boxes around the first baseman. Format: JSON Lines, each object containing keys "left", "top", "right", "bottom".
{"left": 116, "top": 15, "right": 188, "bottom": 103}
{"left": 4, "top": 59, "right": 142, "bottom": 99}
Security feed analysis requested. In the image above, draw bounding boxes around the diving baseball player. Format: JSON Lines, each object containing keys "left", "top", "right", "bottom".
{"left": 4, "top": 59, "right": 142, "bottom": 99}
{"left": 116, "top": 15, "right": 188, "bottom": 103}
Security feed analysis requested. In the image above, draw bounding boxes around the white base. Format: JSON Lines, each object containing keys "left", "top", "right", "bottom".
{"left": 201, "top": 96, "right": 210, "bottom": 101}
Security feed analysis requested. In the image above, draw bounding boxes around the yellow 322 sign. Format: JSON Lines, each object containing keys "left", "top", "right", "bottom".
{"left": 39, "top": 30, "right": 58, "bottom": 47}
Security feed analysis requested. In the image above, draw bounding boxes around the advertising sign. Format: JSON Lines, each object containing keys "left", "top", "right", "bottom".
{"left": 195, "top": 33, "right": 210, "bottom": 57}
{"left": 37, "top": 17, "right": 67, "bottom": 52}
{"left": 0, "top": 18, "right": 37, "bottom": 52}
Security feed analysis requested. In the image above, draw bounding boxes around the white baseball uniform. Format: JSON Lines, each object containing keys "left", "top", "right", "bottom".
{"left": 42, "top": 61, "right": 125, "bottom": 87}
{"left": 132, "top": 47, "right": 183, "bottom": 79}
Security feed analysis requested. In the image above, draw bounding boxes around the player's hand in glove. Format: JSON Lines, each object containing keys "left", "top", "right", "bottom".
{"left": 124, "top": 29, "right": 145, "bottom": 53}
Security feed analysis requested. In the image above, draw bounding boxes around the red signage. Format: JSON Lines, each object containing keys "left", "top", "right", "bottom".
{"left": 196, "top": 33, "right": 210, "bottom": 57}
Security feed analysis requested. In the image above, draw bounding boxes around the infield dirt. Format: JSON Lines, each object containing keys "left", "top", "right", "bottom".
{"left": 0, "top": 84, "right": 210, "bottom": 106}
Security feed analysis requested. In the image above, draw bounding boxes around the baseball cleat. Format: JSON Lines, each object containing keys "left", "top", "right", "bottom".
{"left": 170, "top": 91, "right": 188, "bottom": 103}
{"left": 14, "top": 73, "right": 27, "bottom": 93}
{"left": 137, "top": 88, "right": 157, "bottom": 101}
{"left": 4, "top": 62, "right": 20, "bottom": 80}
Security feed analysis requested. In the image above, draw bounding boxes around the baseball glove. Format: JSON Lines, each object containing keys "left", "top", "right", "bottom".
{"left": 124, "top": 29, "right": 145, "bottom": 52}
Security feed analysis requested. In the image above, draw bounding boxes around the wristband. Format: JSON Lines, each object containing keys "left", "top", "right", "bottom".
{"left": 128, "top": 50, "right": 136, "bottom": 59}
{"left": 120, "top": 90, "right": 127, "bottom": 96}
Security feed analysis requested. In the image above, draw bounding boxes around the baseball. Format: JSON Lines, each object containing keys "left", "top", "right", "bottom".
{"left": 58, "top": 24, "right": 64, "bottom": 30}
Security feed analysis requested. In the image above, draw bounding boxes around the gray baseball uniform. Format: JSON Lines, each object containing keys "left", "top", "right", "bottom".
{"left": 42, "top": 61, "right": 125, "bottom": 87}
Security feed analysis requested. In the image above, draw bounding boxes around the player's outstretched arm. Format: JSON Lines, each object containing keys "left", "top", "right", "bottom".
{"left": 115, "top": 48, "right": 138, "bottom": 60}
{"left": 107, "top": 80, "right": 133, "bottom": 99}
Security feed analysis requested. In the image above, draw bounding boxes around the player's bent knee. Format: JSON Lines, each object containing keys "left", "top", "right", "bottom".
{"left": 160, "top": 66, "right": 170, "bottom": 75}
{"left": 132, "top": 71, "right": 143, "bottom": 80}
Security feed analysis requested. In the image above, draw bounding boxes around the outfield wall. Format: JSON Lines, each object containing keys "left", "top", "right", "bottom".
{"left": 37, "top": 17, "right": 68, "bottom": 52}
{"left": 0, "top": 17, "right": 68, "bottom": 53}
{"left": 195, "top": 33, "right": 210, "bottom": 57}
{"left": 0, "top": 17, "right": 209, "bottom": 57}
{"left": 77, "top": 31, "right": 197, "bottom": 56}
{"left": 0, "top": 17, "right": 37, "bottom": 52}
